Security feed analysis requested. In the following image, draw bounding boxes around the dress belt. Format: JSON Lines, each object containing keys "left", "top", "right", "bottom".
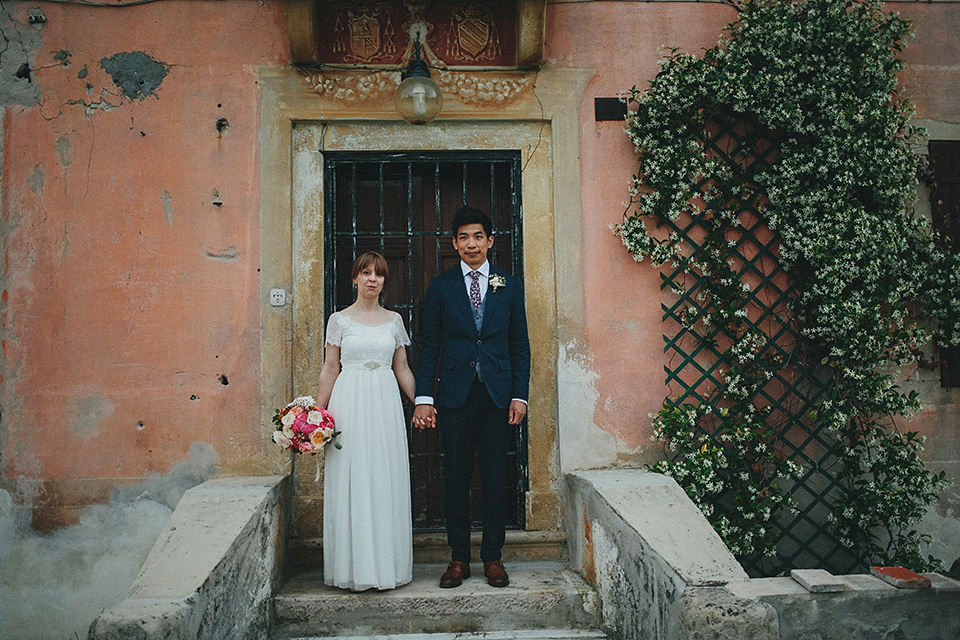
{"left": 342, "top": 361, "right": 389, "bottom": 371}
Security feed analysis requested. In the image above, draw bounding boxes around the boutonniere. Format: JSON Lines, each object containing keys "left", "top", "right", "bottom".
{"left": 489, "top": 274, "right": 506, "bottom": 293}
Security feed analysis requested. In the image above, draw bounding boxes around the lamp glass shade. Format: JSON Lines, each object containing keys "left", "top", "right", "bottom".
{"left": 394, "top": 75, "right": 442, "bottom": 125}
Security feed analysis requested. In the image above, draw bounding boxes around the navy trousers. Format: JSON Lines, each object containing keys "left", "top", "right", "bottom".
{"left": 439, "top": 377, "right": 510, "bottom": 563}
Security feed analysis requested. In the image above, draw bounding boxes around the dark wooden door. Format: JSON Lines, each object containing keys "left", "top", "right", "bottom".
{"left": 324, "top": 151, "right": 528, "bottom": 531}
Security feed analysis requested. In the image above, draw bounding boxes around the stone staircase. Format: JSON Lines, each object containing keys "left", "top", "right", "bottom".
{"left": 272, "top": 561, "right": 607, "bottom": 640}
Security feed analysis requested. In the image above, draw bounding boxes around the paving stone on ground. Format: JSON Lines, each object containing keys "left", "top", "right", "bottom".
{"left": 869, "top": 566, "right": 932, "bottom": 589}
{"left": 790, "top": 569, "right": 849, "bottom": 593}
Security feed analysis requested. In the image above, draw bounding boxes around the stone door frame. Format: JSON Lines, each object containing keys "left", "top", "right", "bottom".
{"left": 257, "top": 65, "right": 592, "bottom": 541}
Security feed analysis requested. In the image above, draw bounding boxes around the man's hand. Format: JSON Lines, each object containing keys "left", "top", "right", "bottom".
{"left": 508, "top": 400, "right": 527, "bottom": 425}
{"left": 413, "top": 403, "right": 437, "bottom": 429}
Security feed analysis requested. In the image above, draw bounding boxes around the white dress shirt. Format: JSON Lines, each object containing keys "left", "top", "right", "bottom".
{"left": 461, "top": 260, "right": 490, "bottom": 302}
{"left": 415, "top": 261, "right": 526, "bottom": 407}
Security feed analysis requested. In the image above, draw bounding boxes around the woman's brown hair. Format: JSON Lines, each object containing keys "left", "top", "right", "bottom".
{"left": 351, "top": 251, "right": 389, "bottom": 281}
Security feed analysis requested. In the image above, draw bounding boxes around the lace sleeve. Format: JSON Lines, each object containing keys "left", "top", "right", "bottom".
{"left": 393, "top": 314, "right": 411, "bottom": 349}
{"left": 325, "top": 313, "right": 343, "bottom": 347}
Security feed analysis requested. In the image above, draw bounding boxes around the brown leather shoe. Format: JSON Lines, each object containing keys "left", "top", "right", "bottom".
{"left": 483, "top": 560, "right": 510, "bottom": 587}
{"left": 440, "top": 561, "right": 471, "bottom": 588}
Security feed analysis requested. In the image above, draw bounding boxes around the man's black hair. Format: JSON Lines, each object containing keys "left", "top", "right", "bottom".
{"left": 451, "top": 205, "right": 493, "bottom": 236}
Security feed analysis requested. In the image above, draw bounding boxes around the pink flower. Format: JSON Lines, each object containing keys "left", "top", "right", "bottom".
{"left": 316, "top": 407, "right": 335, "bottom": 428}
{"left": 296, "top": 439, "right": 315, "bottom": 453}
{"left": 292, "top": 412, "right": 317, "bottom": 435}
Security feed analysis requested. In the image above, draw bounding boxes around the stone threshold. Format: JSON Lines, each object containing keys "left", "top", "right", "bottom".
{"left": 290, "top": 530, "right": 567, "bottom": 567}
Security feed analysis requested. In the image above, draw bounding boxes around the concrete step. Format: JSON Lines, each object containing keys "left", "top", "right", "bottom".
{"left": 284, "top": 631, "right": 610, "bottom": 640}
{"left": 273, "top": 561, "right": 601, "bottom": 639}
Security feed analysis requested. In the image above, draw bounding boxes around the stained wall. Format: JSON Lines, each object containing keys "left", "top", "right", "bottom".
{"left": 1, "top": 0, "right": 957, "bottom": 566}
{"left": 1, "top": 0, "right": 289, "bottom": 526}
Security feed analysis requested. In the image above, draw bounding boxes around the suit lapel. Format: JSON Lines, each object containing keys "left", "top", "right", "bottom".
{"left": 447, "top": 267, "right": 476, "bottom": 330}
{"left": 480, "top": 267, "right": 502, "bottom": 333}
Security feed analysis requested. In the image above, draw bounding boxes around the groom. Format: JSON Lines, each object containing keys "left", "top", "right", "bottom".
{"left": 413, "top": 205, "right": 530, "bottom": 588}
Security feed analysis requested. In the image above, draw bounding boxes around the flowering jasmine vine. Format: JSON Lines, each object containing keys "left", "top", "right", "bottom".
{"left": 617, "top": 0, "right": 954, "bottom": 571}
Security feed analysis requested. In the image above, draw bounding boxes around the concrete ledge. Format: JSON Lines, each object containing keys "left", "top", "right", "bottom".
{"left": 733, "top": 573, "right": 960, "bottom": 640}
{"left": 568, "top": 470, "right": 746, "bottom": 586}
{"left": 89, "top": 475, "right": 289, "bottom": 640}
{"left": 566, "top": 469, "right": 960, "bottom": 640}
{"left": 566, "top": 470, "right": 752, "bottom": 640}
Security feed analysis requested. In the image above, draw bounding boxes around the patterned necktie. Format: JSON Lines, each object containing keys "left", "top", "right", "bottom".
{"left": 469, "top": 270, "right": 482, "bottom": 309}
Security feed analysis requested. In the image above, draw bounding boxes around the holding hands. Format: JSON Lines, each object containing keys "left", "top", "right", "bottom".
{"left": 412, "top": 403, "right": 437, "bottom": 429}
{"left": 413, "top": 399, "right": 525, "bottom": 429}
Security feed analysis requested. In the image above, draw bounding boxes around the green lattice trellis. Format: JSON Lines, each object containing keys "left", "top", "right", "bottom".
{"left": 659, "top": 114, "right": 865, "bottom": 576}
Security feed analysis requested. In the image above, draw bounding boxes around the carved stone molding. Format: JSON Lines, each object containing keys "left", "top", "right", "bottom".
{"left": 298, "top": 68, "right": 536, "bottom": 106}
{"left": 435, "top": 69, "right": 536, "bottom": 105}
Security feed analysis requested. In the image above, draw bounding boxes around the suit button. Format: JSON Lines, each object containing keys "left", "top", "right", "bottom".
{"left": 477, "top": 339, "right": 482, "bottom": 345}
{"left": 470, "top": 361, "right": 476, "bottom": 367}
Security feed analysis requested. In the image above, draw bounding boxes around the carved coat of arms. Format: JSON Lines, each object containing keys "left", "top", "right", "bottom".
{"left": 334, "top": 3, "right": 397, "bottom": 63}
{"left": 446, "top": 3, "right": 501, "bottom": 62}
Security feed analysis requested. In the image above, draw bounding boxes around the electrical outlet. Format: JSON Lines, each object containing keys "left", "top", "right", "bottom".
{"left": 269, "top": 288, "right": 286, "bottom": 307}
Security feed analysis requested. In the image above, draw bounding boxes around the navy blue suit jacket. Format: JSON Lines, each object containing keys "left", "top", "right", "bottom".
{"left": 415, "top": 265, "right": 530, "bottom": 409}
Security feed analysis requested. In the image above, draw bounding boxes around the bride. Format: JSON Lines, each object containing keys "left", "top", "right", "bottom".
{"left": 316, "top": 251, "right": 416, "bottom": 591}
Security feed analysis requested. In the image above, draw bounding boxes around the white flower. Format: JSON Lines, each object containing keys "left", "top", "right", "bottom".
{"left": 306, "top": 410, "right": 323, "bottom": 425}
{"left": 273, "top": 431, "right": 292, "bottom": 449}
{"left": 281, "top": 412, "right": 297, "bottom": 427}
{"left": 290, "top": 395, "right": 316, "bottom": 408}
{"left": 489, "top": 274, "right": 506, "bottom": 292}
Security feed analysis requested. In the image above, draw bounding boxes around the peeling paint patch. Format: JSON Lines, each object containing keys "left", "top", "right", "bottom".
{"left": 67, "top": 394, "right": 114, "bottom": 439}
{"left": 161, "top": 190, "right": 173, "bottom": 226}
{"left": 558, "top": 341, "right": 623, "bottom": 471}
{"left": 100, "top": 52, "right": 169, "bottom": 101}
{"left": 204, "top": 247, "right": 238, "bottom": 262}
{"left": 53, "top": 49, "right": 71, "bottom": 68}
{"left": 56, "top": 135, "right": 72, "bottom": 169}
{"left": 0, "top": 6, "right": 43, "bottom": 106}
{"left": 28, "top": 164, "right": 44, "bottom": 194}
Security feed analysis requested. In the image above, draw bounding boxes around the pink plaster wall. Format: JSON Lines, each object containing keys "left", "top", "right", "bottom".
{"left": 546, "top": 3, "right": 739, "bottom": 453}
{"left": 898, "top": 5, "right": 960, "bottom": 122}
{"left": 1, "top": 1, "right": 288, "bottom": 485}
{"left": 2, "top": 0, "right": 957, "bottom": 530}
{"left": 545, "top": 2, "right": 960, "bottom": 459}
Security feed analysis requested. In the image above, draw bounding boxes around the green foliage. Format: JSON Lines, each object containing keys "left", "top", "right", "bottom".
{"left": 616, "top": 0, "right": 955, "bottom": 570}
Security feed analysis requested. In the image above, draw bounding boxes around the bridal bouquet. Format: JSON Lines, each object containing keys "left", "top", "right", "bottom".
{"left": 272, "top": 395, "right": 341, "bottom": 454}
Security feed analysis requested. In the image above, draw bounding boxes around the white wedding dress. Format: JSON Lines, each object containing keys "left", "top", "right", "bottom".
{"left": 322, "top": 311, "right": 413, "bottom": 591}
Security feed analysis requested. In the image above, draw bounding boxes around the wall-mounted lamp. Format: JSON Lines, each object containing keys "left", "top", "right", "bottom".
{"left": 394, "top": 39, "right": 442, "bottom": 125}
